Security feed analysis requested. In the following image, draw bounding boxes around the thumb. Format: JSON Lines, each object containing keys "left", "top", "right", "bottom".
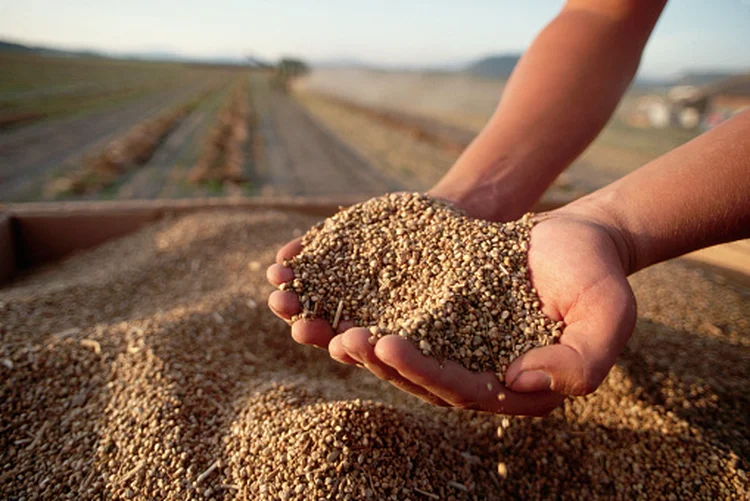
{"left": 505, "top": 341, "right": 610, "bottom": 396}
{"left": 506, "top": 272, "right": 636, "bottom": 396}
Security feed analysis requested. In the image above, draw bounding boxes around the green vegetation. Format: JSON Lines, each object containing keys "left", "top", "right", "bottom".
{"left": 0, "top": 52, "right": 238, "bottom": 128}
{"left": 0, "top": 52, "right": 185, "bottom": 94}
{"left": 271, "top": 58, "right": 309, "bottom": 92}
{"left": 203, "top": 178, "right": 224, "bottom": 195}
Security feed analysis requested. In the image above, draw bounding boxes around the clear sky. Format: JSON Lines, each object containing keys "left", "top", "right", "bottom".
{"left": 1, "top": 0, "right": 749, "bottom": 78}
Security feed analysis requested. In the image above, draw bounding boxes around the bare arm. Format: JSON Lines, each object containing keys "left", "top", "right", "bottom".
{"left": 568, "top": 110, "right": 750, "bottom": 276}
{"left": 430, "top": 0, "right": 667, "bottom": 221}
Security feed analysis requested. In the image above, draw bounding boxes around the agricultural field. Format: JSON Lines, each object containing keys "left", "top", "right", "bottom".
{"left": 296, "top": 68, "right": 700, "bottom": 196}
{"left": 1, "top": 56, "right": 696, "bottom": 204}
{"left": 0, "top": 53, "right": 222, "bottom": 128}
{"left": 1, "top": 53, "right": 400, "bottom": 203}
{"left": 0, "top": 54, "right": 251, "bottom": 201}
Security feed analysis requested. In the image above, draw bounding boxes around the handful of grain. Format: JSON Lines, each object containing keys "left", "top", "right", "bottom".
{"left": 283, "top": 192, "right": 562, "bottom": 379}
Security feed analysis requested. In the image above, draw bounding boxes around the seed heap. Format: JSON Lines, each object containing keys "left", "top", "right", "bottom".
{"left": 285, "top": 192, "right": 562, "bottom": 378}
{"left": 1, "top": 210, "right": 747, "bottom": 500}
{"left": 226, "top": 387, "right": 480, "bottom": 500}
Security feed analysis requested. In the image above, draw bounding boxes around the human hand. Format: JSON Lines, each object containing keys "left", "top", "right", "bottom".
{"left": 267, "top": 205, "right": 636, "bottom": 416}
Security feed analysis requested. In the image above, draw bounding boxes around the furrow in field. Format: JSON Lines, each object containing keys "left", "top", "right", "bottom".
{"left": 116, "top": 86, "right": 233, "bottom": 200}
{"left": 186, "top": 79, "right": 252, "bottom": 193}
{"left": 0, "top": 79, "right": 223, "bottom": 201}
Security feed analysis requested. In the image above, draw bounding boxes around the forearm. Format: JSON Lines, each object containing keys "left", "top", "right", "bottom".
{"left": 570, "top": 111, "right": 750, "bottom": 275}
{"left": 431, "top": 0, "right": 666, "bottom": 221}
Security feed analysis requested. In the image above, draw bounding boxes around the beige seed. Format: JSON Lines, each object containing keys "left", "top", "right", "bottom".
{"left": 497, "top": 462, "right": 508, "bottom": 478}
{"left": 419, "top": 340, "right": 432, "bottom": 353}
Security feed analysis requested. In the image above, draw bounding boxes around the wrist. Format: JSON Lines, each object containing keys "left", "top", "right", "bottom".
{"left": 551, "top": 189, "right": 640, "bottom": 276}
{"left": 429, "top": 168, "right": 539, "bottom": 222}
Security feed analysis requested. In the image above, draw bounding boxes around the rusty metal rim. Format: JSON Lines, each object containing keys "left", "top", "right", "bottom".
{"left": 1, "top": 193, "right": 747, "bottom": 290}
{"left": 0, "top": 192, "right": 575, "bottom": 285}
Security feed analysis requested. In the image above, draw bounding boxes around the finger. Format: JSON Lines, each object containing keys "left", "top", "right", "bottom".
{"left": 505, "top": 277, "right": 636, "bottom": 396}
{"left": 291, "top": 318, "right": 336, "bottom": 348}
{"left": 266, "top": 263, "right": 294, "bottom": 287}
{"left": 276, "top": 237, "right": 303, "bottom": 263}
{"left": 268, "top": 290, "right": 301, "bottom": 320}
{"left": 341, "top": 329, "right": 450, "bottom": 407}
{"left": 328, "top": 334, "right": 360, "bottom": 365}
{"left": 336, "top": 319, "right": 355, "bottom": 334}
{"left": 375, "top": 335, "right": 564, "bottom": 416}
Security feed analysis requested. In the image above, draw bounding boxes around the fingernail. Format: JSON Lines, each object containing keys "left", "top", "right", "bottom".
{"left": 347, "top": 352, "right": 365, "bottom": 365}
{"left": 510, "top": 370, "right": 551, "bottom": 392}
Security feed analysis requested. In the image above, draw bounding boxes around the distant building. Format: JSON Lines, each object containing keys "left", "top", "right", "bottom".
{"left": 669, "top": 74, "right": 750, "bottom": 130}
{"left": 627, "top": 95, "right": 671, "bottom": 128}
{"left": 626, "top": 73, "right": 750, "bottom": 130}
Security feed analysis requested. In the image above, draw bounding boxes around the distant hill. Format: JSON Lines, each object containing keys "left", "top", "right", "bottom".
{"left": 0, "top": 39, "right": 102, "bottom": 58}
{"left": 673, "top": 72, "right": 742, "bottom": 87}
{"left": 313, "top": 57, "right": 377, "bottom": 70}
{"left": 0, "top": 38, "right": 254, "bottom": 67}
{"left": 633, "top": 71, "right": 747, "bottom": 91}
{"left": 0, "top": 40, "right": 35, "bottom": 52}
{"left": 465, "top": 54, "right": 521, "bottom": 79}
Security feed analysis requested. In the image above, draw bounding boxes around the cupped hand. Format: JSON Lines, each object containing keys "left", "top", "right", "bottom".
{"left": 267, "top": 208, "right": 636, "bottom": 416}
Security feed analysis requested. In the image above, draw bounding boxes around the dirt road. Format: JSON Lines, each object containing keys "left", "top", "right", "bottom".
{"left": 250, "top": 75, "right": 403, "bottom": 196}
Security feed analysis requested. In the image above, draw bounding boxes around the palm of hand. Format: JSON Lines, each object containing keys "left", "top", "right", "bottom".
{"left": 267, "top": 213, "right": 635, "bottom": 416}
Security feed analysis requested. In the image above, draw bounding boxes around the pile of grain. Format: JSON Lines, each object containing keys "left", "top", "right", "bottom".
{"left": 285, "top": 192, "right": 561, "bottom": 378}
{"left": 1, "top": 210, "right": 747, "bottom": 500}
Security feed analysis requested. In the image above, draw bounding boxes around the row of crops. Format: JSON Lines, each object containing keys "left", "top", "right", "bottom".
{"left": 0, "top": 53, "right": 263, "bottom": 201}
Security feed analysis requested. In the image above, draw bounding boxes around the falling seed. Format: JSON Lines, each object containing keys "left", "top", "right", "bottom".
{"left": 497, "top": 462, "right": 508, "bottom": 478}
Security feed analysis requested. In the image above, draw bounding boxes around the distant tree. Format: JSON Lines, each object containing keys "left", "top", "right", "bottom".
{"left": 278, "top": 58, "right": 309, "bottom": 77}
{"left": 272, "top": 58, "right": 310, "bottom": 92}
